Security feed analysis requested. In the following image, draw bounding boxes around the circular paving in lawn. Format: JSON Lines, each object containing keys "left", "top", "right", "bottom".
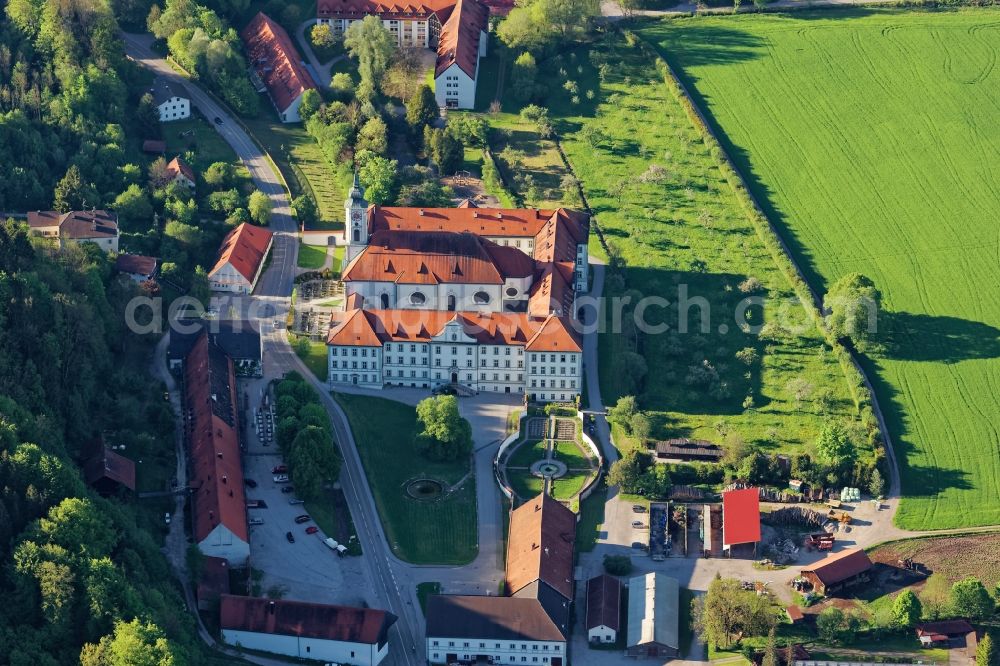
{"left": 405, "top": 478, "right": 444, "bottom": 501}
{"left": 530, "top": 459, "right": 567, "bottom": 479}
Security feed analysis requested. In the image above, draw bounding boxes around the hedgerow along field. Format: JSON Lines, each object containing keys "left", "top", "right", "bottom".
{"left": 511, "top": 34, "right": 864, "bottom": 459}
{"left": 640, "top": 9, "right": 1000, "bottom": 530}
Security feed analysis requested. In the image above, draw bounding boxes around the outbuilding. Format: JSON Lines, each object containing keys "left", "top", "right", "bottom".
{"left": 800, "top": 548, "right": 873, "bottom": 596}
{"left": 722, "top": 487, "right": 761, "bottom": 557}
{"left": 626, "top": 573, "right": 680, "bottom": 658}
{"left": 221, "top": 595, "right": 396, "bottom": 665}
{"left": 586, "top": 574, "right": 621, "bottom": 644}
{"left": 208, "top": 223, "right": 273, "bottom": 293}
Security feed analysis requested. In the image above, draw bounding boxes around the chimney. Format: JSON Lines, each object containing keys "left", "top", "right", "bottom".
{"left": 222, "top": 475, "right": 228, "bottom": 484}
{"left": 217, "top": 451, "right": 223, "bottom": 459}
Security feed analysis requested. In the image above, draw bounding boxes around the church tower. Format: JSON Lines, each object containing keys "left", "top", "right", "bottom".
{"left": 344, "top": 171, "right": 368, "bottom": 261}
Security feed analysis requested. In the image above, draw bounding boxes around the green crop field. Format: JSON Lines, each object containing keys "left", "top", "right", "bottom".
{"left": 640, "top": 9, "right": 1000, "bottom": 529}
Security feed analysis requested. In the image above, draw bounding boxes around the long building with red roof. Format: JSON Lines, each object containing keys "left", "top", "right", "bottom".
{"left": 184, "top": 332, "right": 249, "bottom": 564}
{"left": 242, "top": 12, "right": 318, "bottom": 122}
{"left": 209, "top": 222, "right": 273, "bottom": 294}
{"left": 326, "top": 177, "right": 588, "bottom": 402}
{"left": 315, "top": 0, "right": 488, "bottom": 109}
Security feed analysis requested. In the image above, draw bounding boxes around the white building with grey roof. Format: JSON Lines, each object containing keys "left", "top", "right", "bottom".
{"left": 150, "top": 76, "right": 190, "bottom": 122}
{"left": 626, "top": 573, "right": 680, "bottom": 658}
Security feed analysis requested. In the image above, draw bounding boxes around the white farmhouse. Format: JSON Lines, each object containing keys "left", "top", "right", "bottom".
{"left": 425, "top": 595, "right": 568, "bottom": 666}
{"left": 27, "top": 209, "right": 120, "bottom": 253}
{"left": 150, "top": 76, "right": 190, "bottom": 122}
{"left": 221, "top": 595, "right": 396, "bottom": 665}
{"left": 433, "top": 0, "right": 489, "bottom": 110}
{"left": 208, "top": 223, "right": 273, "bottom": 294}
{"left": 586, "top": 574, "right": 622, "bottom": 644}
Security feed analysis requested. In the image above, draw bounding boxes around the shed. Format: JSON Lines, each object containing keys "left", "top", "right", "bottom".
{"left": 84, "top": 445, "right": 136, "bottom": 495}
{"left": 801, "top": 548, "right": 872, "bottom": 595}
{"left": 785, "top": 605, "right": 805, "bottom": 624}
{"left": 722, "top": 487, "right": 761, "bottom": 555}
{"left": 585, "top": 574, "right": 621, "bottom": 644}
{"left": 626, "top": 573, "right": 679, "bottom": 658}
{"left": 916, "top": 620, "right": 975, "bottom": 648}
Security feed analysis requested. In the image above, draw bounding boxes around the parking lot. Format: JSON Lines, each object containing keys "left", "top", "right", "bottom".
{"left": 240, "top": 376, "right": 371, "bottom": 606}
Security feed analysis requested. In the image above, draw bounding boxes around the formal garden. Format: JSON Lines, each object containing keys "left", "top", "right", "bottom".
{"left": 500, "top": 416, "right": 600, "bottom": 506}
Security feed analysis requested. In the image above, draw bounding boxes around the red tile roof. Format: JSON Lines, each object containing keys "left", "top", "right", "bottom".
{"left": 916, "top": 620, "right": 975, "bottom": 637}
{"left": 210, "top": 223, "right": 273, "bottom": 283}
{"left": 84, "top": 446, "right": 136, "bottom": 491}
{"left": 166, "top": 156, "right": 196, "bottom": 184}
{"left": 114, "top": 254, "right": 158, "bottom": 277}
{"left": 184, "top": 333, "right": 247, "bottom": 544}
{"left": 342, "top": 230, "right": 533, "bottom": 285}
{"left": 327, "top": 309, "right": 581, "bottom": 352}
{"left": 479, "top": 0, "right": 514, "bottom": 14}
{"left": 435, "top": 0, "right": 489, "bottom": 78}
{"left": 529, "top": 262, "right": 574, "bottom": 318}
{"left": 722, "top": 487, "right": 761, "bottom": 546}
{"left": 317, "top": 0, "right": 455, "bottom": 21}
{"left": 586, "top": 574, "right": 622, "bottom": 633}
{"left": 220, "top": 595, "right": 396, "bottom": 644}
{"left": 802, "top": 548, "right": 873, "bottom": 587}
{"left": 241, "top": 12, "right": 317, "bottom": 114}
{"left": 506, "top": 493, "right": 577, "bottom": 600}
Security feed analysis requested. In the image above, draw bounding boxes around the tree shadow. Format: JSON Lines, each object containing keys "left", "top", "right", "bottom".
{"left": 636, "top": 19, "right": 767, "bottom": 69}
{"left": 881, "top": 311, "right": 1000, "bottom": 363}
{"left": 602, "top": 266, "right": 768, "bottom": 414}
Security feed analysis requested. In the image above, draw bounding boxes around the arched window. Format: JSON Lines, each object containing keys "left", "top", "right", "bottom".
{"left": 474, "top": 291, "right": 490, "bottom": 305}
{"left": 410, "top": 291, "right": 426, "bottom": 305}
{"left": 447, "top": 294, "right": 456, "bottom": 311}
{"left": 380, "top": 293, "right": 389, "bottom": 309}
{"left": 352, "top": 228, "right": 360, "bottom": 242}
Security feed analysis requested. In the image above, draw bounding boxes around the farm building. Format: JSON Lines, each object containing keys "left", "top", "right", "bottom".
{"left": 168, "top": 319, "right": 263, "bottom": 376}
{"left": 165, "top": 156, "right": 196, "bottom": 190}
{"left": 114, "top": 254, "right": 159, "bottom": 283}
{"left": 800, "top": 548, "right": 873, "bottom": 595}
{"left": 220, "top": 595, "right": 396, "bottom": 665}
{"left": 84, "top": 445, "right": 136, "bottom": 495}
{"left": 506, "top": 493, "right": 576, "bottom": 637}
{"left": 185, "top": 333, "right": 249, "bottom": 564}
{"left": 425, "top": 595, "right": 567, "bottom": 666}
{"left": 626, "top": 573, "right": 680, "bottom": 658}
{"left": 241, "top": 12, "right": 317, "bottom": 122}
{"left": 916, "top": 620, "right": 976, "bottom": 651}
{"left": 722, "top": 487, "right": 761, "bottom": 556}
{"left": 585, "top": 574, "right": 621, "bottom": 644}
{"left": 654, "top": 438, "right": 723, "bottom": 463}
{"left": 208, "top": 223, "right": 273, "bottom": 293}
{"left": 27, "top": 209, "right": 120, "bottom": 253}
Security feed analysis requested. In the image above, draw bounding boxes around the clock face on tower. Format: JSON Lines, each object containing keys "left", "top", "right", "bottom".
{"left": 352, "top": 211, "right": 361, "bottom": 222}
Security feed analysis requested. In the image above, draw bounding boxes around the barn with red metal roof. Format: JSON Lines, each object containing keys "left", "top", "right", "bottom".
{"left": 721, "top": 487, "right": 761, "bottom": 555}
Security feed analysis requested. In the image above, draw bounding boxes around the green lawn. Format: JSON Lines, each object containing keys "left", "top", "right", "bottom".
{"left": 506, "top": 439, "right": 547, "bottom": 468}
{"left": 553, "top": 440, "right": 590, "bottom": 469}
{"left": 643, "top": 8, "right": 1000, "bottom": 529}
{"left": 162, "top": 116, "right": 241, "bottom": 172}
{"left": 551, "top": 470, "right": 593, "bottom": 500}
{"left": 333, "top": 393, "right": 478, "bottom": 564}
{"left": 576, "top": 483, "right": 607, "bottom": 552}
{"left": 297, "top": 241, "right": 328, "bottom": 269}
{"left": 485, "top": 112, "right": 574, "bottom": 209}
{"left": 245, "top": 117, "right": 352, "bottom": 230}
{"left": 293, "top": 336, "right": 329, "bottom": 382}
{"left": 532, "top": 32, "right": 861, "bottom": 458}
{"left": 509, "top": 472, "right": 545, "bottom": 500}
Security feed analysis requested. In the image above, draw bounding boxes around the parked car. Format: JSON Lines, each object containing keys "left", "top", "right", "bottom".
{"left": 281, "top": 486, "right": 294, "bottom": 494}
{"left": 288, "top": 498, "right": 304, "bottom": 505}
{"left": 305, "top": 526, "right": 319, "bottom": 535}
{"left": 294, "top": 514, "right": 311, "bottom": 524}
{"left": 246, "top": 499, "right": 268, "bottom": 509}
{"left": 632, "top": 504, "right": 646, "bottom": 513}
{"left": 214, "top": 116, "right": 223, "bottom": 125}
{"left": 164, "top": 512, "right": 171, "bottom": 525}
{"left": 285, "top": 531, "right": 295, "bottom": 543}
{"left": 272, "top": 465, "right": 288, "bottom": 474}
{"left": 632, "top": 520, "right": 647, "bottom": 529}
{"left": 244, "top": 478, "right": 257, "bottom": 488}
{"left": 631, "top": 541, "right": 648, "bottom": 550}
{"left": 249, "top": 517, "right": 264, "bottom": 526}
{"left": 273, "top": 474, "right": 290, "bottom": 483}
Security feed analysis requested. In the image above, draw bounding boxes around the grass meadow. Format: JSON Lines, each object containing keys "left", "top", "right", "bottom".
{"left": 333, "top": 393, "right": 477, "bottom": 564}
{"left": 505, "top": 33, "right": 862, "bottom": 456}
{"left": 641, "top": 8, "right": 1000, "bottom": 529}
